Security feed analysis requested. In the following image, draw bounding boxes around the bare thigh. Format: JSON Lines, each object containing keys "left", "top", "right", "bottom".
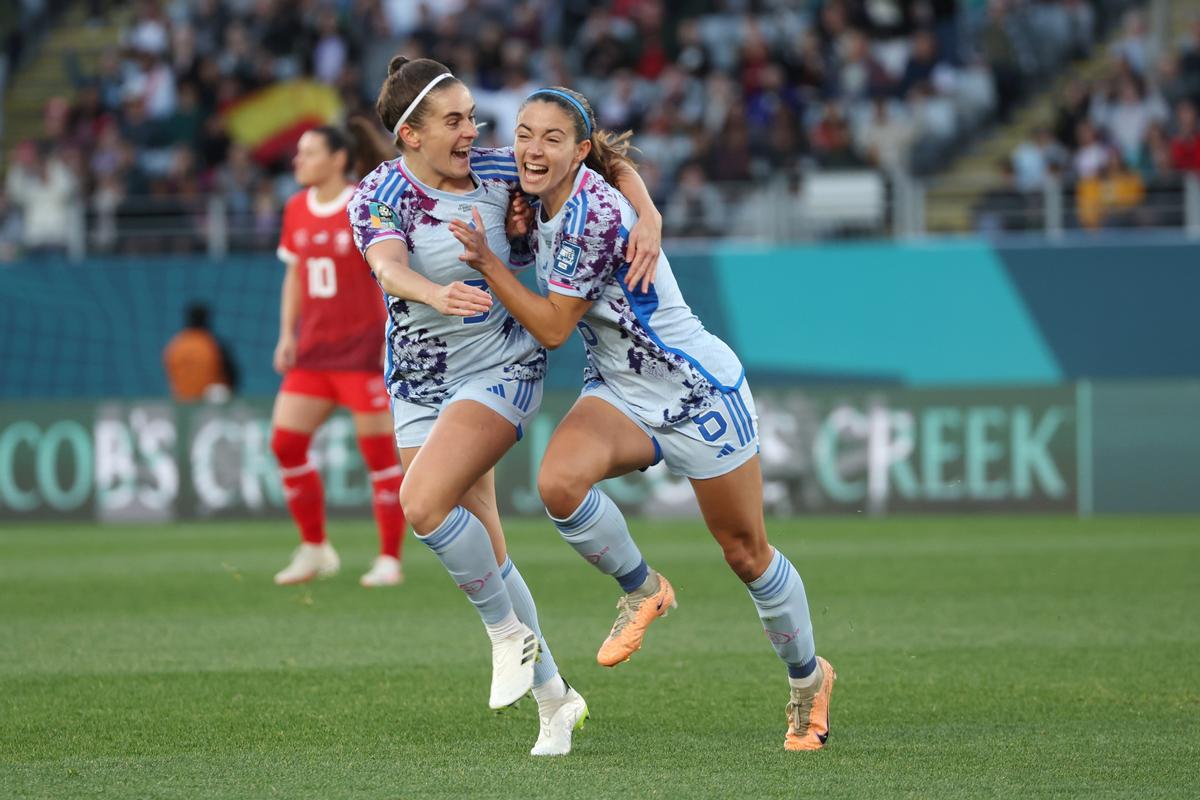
{"left": 398, "top": 400, "right": 518, "bottom": 547}
{"left": 537, "top": 396, "right": 658, "bottom": 518}
{"left": 271, "top": 392, "right": 335, "bottom": 434}
{"left": 350, "top": 410, "right": 394, "bottom": 438}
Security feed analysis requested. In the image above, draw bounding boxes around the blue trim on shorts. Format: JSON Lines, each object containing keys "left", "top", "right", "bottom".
{"left": 730, "top": 389, "right": 755, "bottom": 439}
{"left": 513, "top": 380, "right": 534, "bottom": 412}
{"left": 721, "top": 394, "right": 747, "bottom": 447}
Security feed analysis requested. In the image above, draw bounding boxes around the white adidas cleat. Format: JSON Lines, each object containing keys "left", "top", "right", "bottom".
{"left": 489, "top": 623, "right": 539, "bottom": 709}
{"left": 359, "top": 555, "right": 403, "bottom": 587}
{"left": 530, "top": 684, "right": 589, "bottom": 756}
{"left": 273, "top": 542, "right": 340, "bottom": 585}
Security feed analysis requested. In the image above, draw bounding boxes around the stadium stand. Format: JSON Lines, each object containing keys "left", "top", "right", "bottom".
{"left": 0, "top": 0, "right": 1165, "bottom": 256}
{"left": 961, "top": 3, "right": 1200, "bottom": 232}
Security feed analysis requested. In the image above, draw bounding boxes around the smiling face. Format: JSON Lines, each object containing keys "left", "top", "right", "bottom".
{"left": 398, "top": 82, "right": 478, "bottom": 183}
{"left": 514, "top": 99, "right": 590, "bottom": 210}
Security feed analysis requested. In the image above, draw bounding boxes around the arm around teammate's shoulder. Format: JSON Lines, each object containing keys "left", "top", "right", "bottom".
{"left": 610, "top": 161, "right": 662, "bottom": 294}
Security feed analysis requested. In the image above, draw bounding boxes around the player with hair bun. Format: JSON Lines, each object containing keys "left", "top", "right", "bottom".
{"left": 271, "top": 121, "right": 409, "bottom": 589}
{"left": 349, "top": 56, "right": 664, "bottom": 756}
{"left": 450, "top": 86, "right": 836, "bottom": 753}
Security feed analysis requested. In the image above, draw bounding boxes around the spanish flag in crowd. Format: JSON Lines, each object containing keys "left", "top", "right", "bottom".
{"left": 222, "top": 80, "right": 343, "bottom": 164}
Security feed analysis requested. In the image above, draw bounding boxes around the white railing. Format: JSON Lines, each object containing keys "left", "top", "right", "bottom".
{"left": 23, "top": 169, "right": 1200, "bottom": 262}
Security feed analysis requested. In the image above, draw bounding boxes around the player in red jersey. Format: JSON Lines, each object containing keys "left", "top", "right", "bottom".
{"left": 271, "top": 124, "right": 408, "bottom": 588}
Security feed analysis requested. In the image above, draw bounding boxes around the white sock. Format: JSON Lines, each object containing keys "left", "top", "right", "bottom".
{"left": 788, "top": 661, "right": 823, "bottom": 692}
{"left": 531, "top": 673, "right": 568, "bottom": 706}
{"left": 483, "top": 610, "right": 523, "bottom": 644}
{"left": 501, "top": 557, "right": 559, "bottom": 687}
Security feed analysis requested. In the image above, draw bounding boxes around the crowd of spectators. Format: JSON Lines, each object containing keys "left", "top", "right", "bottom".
{"left": 0, "top": 0, "right": 1144, "bottom": 257}
{"left": 977, "top": 8, "right": 1200, "bottom": 232}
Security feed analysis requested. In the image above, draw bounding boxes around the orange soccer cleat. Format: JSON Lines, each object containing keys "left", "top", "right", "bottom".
{"left": 784, "top": 656, "right": 836, "bottom": 751}
{"left": 595, "top": 572, "right": 677, "bottom": 667}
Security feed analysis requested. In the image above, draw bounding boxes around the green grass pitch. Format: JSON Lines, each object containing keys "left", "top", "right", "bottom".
{"left": 2, "top": 516, "right": 1197, "bottom": 799}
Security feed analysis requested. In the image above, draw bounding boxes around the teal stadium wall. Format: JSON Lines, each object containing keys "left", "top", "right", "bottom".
{"left": 2, "top": 239, "right": 1199, "bottom": 518}
{"left": 2, "top": 238, "right": 1199, "bottom": 397}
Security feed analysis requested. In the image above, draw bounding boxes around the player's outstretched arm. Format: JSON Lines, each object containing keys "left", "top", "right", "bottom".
{"left": 449, "top": 209, "right": 590, "bottom": 349}
{"left": 365, "top": 238, "right": 493, "bottom": 318}
{"left": 611, "top": 162, "right": 662, "bottom": 294}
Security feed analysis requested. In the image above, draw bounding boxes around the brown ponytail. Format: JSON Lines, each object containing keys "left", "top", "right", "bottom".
{"left": 306, "top": 119, "right": 397, "bottom": 181}
{"left": 375, "top": 56, "right": 461, "bottom": 149}
{"left": 521, "top": 86, "right": 637, "bottom": 185}
{"left": 587, "top": 129, "right": 637, "bottom": 185}
{"left": 345, "top": 114, "right": 397, "bottom": 179}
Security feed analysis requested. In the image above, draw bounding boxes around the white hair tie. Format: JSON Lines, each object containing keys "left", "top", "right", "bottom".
{"left": 392, "top": 72, "right": 454, "bottom": 136}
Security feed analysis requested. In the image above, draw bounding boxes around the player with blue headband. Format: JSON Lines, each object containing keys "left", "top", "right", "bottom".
{"left": 450, "top": 84, "right": 837, "bottom": 754}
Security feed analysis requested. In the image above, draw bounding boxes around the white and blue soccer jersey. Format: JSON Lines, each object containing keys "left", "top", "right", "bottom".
{"left": 530, "top": 165, "right": 745, "bottom": 428}
{"left": 349, "top": 148, "right": 544, "bottom": 404}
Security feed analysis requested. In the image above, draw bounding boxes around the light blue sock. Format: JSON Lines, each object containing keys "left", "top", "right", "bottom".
{"left": 550, "top": 487, "right": 647, "bottom": 591}
{"left": 500, "top": 557, "right": 559, "bottom": 688}
{"left": 746, "top": 548, "right": 817, "bottom": 678}
{"left": 416, "top": 506, "right": 512, "bottom": 625}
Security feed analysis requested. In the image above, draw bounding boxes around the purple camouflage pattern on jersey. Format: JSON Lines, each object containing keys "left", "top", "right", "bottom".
{"left": 349, "top": 160, "right": 441, "bottom": 253}
{"left": 533, "top": 172, "right": 720, "bottom": 426}
{"left": 350, "top": 157, "right": 546, "bottom": 403}
{"left": 350, "top": 160, "right": 453, "bottom": 400}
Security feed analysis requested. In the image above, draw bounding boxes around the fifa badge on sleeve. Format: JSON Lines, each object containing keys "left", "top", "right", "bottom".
{"left": 554, "top": 241, "right": 582, "bottom": 276}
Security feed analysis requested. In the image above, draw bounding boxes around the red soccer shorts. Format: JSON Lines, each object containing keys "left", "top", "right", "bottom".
{"left": 280, "top": 369, "right": 390, "bottom": 414}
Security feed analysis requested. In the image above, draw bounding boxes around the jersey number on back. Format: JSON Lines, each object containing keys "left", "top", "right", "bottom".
{"left": 307, "top": 257, "right": 337, "bottom": 298}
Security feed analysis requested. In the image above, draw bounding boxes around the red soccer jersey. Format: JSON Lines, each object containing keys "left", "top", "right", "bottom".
{"left": 277, "top": 186, "right": 387, "bottom": 372}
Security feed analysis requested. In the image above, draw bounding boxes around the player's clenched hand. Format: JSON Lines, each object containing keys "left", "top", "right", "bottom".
{"left": 428, "top": 280, "right": 493, "bottom": 317}
{"left": 505, "top": 193, "right": 533, "bottom": 240}
{"left": 273, "top": 335, "right": 296, "bottom": 374}
{"left": 448, "top": 208, "right": 500, "bottom": 272}
{"left": 625, "top": 210, "right": 662, "bottom": 294}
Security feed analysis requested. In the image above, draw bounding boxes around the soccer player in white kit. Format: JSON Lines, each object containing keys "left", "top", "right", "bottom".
{"left": 349, "top": 59, "right": 663, "bottom": 756}
{"left": 449, "top": 87, "right": 836, "bottom": 752}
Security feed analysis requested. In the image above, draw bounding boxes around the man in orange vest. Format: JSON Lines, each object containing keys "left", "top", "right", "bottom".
{"left": 163, "top": 304, "right": 234, "bottom": 401}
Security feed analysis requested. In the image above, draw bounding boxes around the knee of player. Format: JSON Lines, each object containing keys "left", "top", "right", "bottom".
{"left": 270, "top": 427, "right": 309, "bottom": 467}
{"left": 397, "top": 481, "right": 449, "bottom": 535}
{"left": 719, "top": 533, "right": 772, "bottom": 582}
{"left": 537, "top": 464, "right": 591, "bottom": 520}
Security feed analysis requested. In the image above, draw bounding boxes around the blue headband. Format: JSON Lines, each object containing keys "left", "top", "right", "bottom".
{"left": 527, "top": 88, "right": 593, "bottom": 137}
